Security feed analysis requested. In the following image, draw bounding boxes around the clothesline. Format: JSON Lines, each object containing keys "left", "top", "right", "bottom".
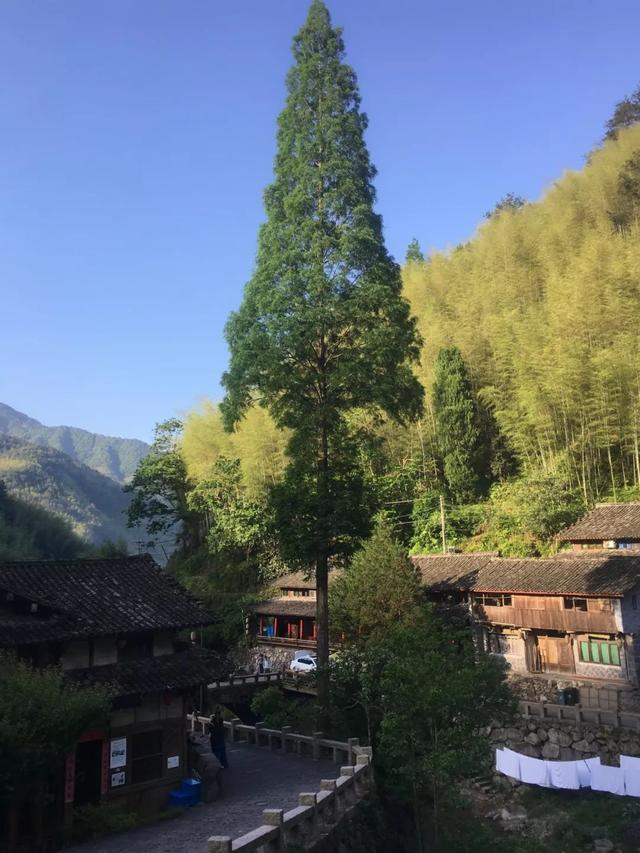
{"left": 496, "top": 748, "right": 640, "bottom": 797}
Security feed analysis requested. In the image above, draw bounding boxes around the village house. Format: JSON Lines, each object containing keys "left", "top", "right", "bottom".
{"left": 0, "top": 555, "right": 223, "bottom": 851}
{"left": 248, "top": 572, "right": 318, "bottom": 654}
{"left": 413, "top": 553, "right": 640, "bottom": 694}
{"left": 558, "top": 502, "right": 640, "bottom": 551}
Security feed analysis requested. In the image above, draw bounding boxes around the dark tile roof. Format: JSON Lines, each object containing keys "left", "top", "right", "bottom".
{"left": 65, "top": 650, "right": 228, "bottom": 699}
{"left": 411, "top": 553, "right": 496, "bottom": 592}
{"left": 0, "top": 606, "right": 80, "bottom": 646}
{"left": 414, "top": 553, "right": 640, "bottom": 597}
{"left": 0, "top": 556, "right": 213, "bottom": 644}
{"left": 558, "top": 503, "right": 640, "bottom": 541}
{"left": 249, "top": 598, "right": 317, "bottom": 618}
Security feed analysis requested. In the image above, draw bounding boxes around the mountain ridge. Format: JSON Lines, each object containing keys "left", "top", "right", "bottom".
{"left": 0, "top": 403, "right": 149, "bottom": 484}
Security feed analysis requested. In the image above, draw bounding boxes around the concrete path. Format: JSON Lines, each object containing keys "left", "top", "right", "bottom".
{"left": 68, "top": 739, "right": 339, "bottom": 853}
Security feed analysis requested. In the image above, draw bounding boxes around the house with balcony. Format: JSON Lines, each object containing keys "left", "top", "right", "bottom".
{"left": 248, "top": 572, "right": 319, "bottom": 654}
{"left": 414, "top": 553, "right": 640, "bottom": 687}
{"left": 558, "top": 502, "right": 640, "bottom": 552}
{"left": 0, "top": 555, "right": 223, "bottom": 851}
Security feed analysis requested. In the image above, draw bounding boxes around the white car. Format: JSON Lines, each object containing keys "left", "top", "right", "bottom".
{"left": 289, "top": 654, "right": 317, "bottom": 673}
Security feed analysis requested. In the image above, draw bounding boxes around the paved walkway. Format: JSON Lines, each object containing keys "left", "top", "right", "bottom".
{"left": 69, "top": 739, "right": 338, "bottom": 853}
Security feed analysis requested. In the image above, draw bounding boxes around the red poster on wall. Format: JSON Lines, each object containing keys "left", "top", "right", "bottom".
{"left": 64, "top": 752, "right": 75, "bottom": 803}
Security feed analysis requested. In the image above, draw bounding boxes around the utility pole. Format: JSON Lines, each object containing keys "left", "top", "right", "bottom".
{"left": 439, "top": 494, "right": 447, "bottom": 554}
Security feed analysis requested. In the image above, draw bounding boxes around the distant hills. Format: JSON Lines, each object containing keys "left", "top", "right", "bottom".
{"left": 0, "top": 434, "right": 136, "bottom": 548}
{"left": 0, "top": 403, "right": 149, "bottom": 484}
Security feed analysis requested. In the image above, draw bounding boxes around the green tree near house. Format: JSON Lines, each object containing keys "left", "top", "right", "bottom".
{"left": 432, "top": 346, "right": 488, "bottom": 503}
{"left": 0, "top": 656, "right": 109, "bottom": 817}
{"left": 220, "top": 0, "right": 423, "bottom": 716}
{"left": 126, "top": 419, "right": 200, "bottom": 553}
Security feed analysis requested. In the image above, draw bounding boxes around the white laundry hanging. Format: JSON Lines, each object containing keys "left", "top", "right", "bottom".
{"left": 547, "top": 760, "right": 579, "bottom": 790}
{"left": 576, "top": 757, "right": 601, "bottom": 789}
{"left": 590, "top": 763, "right": 626, "bottom": 796}
{"left": 495, "top": 748, "right": 521, "bottom": 780}
{"left": 620, "top": 755, "right": 640, "bottom": 797}
{"left": 519, "top": 754, "right": 550, "bottom": 787}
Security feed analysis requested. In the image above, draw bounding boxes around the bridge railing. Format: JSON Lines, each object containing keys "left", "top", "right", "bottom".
{"left": 208, "top": 672, "right": 283, "bottom": 691}
{"left": 187, "top": 714, "right": 365, "bottom": 766}
{"left": 519, "top": 699, "right": 640, "bottom": 730}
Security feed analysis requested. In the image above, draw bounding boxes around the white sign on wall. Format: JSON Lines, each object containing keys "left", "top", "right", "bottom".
{"left": 111, "top": 771, "right": 126, "bottom": 787}
{"left": 167, "top": 755, "right": 180, "bottom": 769}
{"left": 110, "top": 737, "right": 127, "bottom": 769}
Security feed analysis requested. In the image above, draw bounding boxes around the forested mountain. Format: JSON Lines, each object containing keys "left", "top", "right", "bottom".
{"left": 163, "top": 123, "right": 640, "bottom": 559}
{"left": 404, "top": 123, "right": 640, "bottom": 504}
{"left": 0, "top": 403, "right": 149, "bottom": 484}
{"left": 0, "top": 435, "right": 134, "bottom": 546}
{"left": 0, "top": 481, "right": 88, "bottom": 560}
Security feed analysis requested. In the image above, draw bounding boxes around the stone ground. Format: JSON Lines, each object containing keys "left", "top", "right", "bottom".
{"left": 68, "top": 739, "right": 339, "bottom": 853}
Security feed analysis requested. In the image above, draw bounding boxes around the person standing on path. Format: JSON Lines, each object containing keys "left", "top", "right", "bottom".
{"left": 209, "top": 709, "right": 229, "bottom": 768}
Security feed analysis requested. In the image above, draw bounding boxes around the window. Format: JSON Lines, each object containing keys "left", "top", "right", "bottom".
{"left": 563, "top": 597, "right": 588, "bottom": 611}
{"left": 131, "top": 730, "right": 163, "bottom": 785}
{"left": 117, "top": 632, "right": 153, "bottom": 663}
{"left": 618, "top": 542, "right": 633, "bottom": 550}
{"left": 579, "top": 637, "right": 621, "bottom": 667}
{"left": 487, "top": 631, "right": 509, "bottom": 654}
{"left": 476, "top": 593, "right": 512, "bottom": 607}
{"left": 292, "top": 589, "right": 311, "bottom": 597}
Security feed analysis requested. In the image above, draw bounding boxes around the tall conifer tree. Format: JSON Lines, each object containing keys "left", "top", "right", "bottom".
{"left": 221, "top": 0, "right": 423, "bottom": 714}
{"left": 432, "top": 347, "right": 486, "bottom": 503}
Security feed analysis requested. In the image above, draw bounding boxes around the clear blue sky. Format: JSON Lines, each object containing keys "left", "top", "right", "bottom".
{"left": 1, "top": 1, "right": 638, "bottom": 443}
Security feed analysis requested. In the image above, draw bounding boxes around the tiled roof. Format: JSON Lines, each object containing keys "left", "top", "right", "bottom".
{"left": 249, "top": 598, "right": 317, "bottom": 618}
{"left": 65, "top": 650, "right": 228, "bottom": 699}
{"left": 558, "top": 503, "right": 640, "bottom": 541}
{"left": 413, "top": 553, "right": 640, "bottom": 597}
{"left": 411, "top": 553, "right": 496, "bottom": 592}
{"left": 0, "top": 556, "right": 213, "bottom": 643}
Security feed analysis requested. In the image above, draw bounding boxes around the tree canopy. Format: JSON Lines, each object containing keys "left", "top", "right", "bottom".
{"left": 220, "top": 0, "right": 423, "bottom": 712}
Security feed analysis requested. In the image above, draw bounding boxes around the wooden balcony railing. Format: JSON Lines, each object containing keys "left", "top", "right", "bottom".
{"left": 476, "top": 605, "right": 617, "bottom": 634}
{"left": 255, "top": 635, "right": 317, "bottom": 649}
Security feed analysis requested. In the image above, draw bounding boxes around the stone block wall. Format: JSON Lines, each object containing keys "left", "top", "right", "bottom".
{"left": 486, "top": 713, "right": 640, "bottom": 765}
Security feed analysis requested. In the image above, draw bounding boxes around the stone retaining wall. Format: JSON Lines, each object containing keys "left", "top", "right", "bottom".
{"left": 486, "top": 713, "right": 640, "bottom": 764}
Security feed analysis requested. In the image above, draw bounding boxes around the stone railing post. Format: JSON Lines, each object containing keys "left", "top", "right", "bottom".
{"left": 312, "top": 731, "right": 324, "bottom": 760}
{"left": 229, "top": 717, "right": 240, "bottom": 743}
{"left": 298, "top": 792, "right": 319, "bottom": 842}
{"left": 281, "top": 725, "right": 292, "bottom": 754}
{"left": 320, "top": 779, "right": 337, "bottom": 825}
{"left": 254, "top": 721, "right": 264, "bottom": 747}
{"left": 208, "top": 838, "right": 232, "bottom": 853}
{"left": 263, "top": 808, "right": 283, "bottom": 852}
{"left": 340, "top": 766, "right": 356, "bottom": 806}
{"left": 347, "top": 737, "right": 359, "bottom": 765}
{"left": 189, "top": 714, "right": 195, "bottom": 733}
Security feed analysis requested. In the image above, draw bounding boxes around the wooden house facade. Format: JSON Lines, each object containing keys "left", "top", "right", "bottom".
{"left": 248, "top": 572, "right": 319, "bottom": 653}
{"left": 413, "top": 553, "right": 640, "bottom": 686}
{"left": 0, "top": 556, "right": 223, "bottom": 852}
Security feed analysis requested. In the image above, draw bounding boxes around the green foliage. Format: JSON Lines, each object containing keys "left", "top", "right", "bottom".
{"left": 0, "top": 402, "right": 149, "bottom": 484}
{"left": 250, "top": 686, "right": 314, "bottom": 732}
{"left": 329, "top": 518, "right": 421, "bottom": 641}
{"left": 432, "top": 347, "right": 488, "bottom": 502}
{"left": 220, "top": 0, "right": 423, "bottom": 704}
{"left": 604, "top": 83, "right": 640, "bottom": 140}
{"left": 72, "top": 801, "right": 138, "bottom": 842}
{"left": 0, "top": 435, "right": 132, "bottom": 548}
{"left": 0, "top": 479, "right": 88, "bottom": 560}
{"left": 376, "top": 612, "right": 514, "bottom": 794}
{"left": 477, "top": 472, "right": 584, "bottom": 556}
{"left": 410, "top": 493, "right": 484, "bottom": 553}
{"left": 0, "top": 656, "right": 110, "bottom": 807}
{"left": 126, "top": 419, "right": 198, "bottom": 552}
{"left": 406, "top": 238, "right": 424, "bottom": 263}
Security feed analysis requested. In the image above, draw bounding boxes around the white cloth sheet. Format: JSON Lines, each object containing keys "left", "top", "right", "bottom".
{"left": 496, "top": 748, "right": 521, "bottom": 780}
{"left": 590, "top": 763, "right": 626, "bottom": 796}
{"left": 547, "top": 760, "right": 579, "bottom": 790}
{"left": 621, "top": 755, "right": 640, "bottom": 797}
{"left": 519, "top": 754, "right": 550, "bottom": 787}
{"left": 576, "top": 757, "right": 601, "bottom": 788}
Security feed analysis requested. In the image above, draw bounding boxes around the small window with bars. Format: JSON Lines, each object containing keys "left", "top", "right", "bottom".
{"left": 476, "top": 593, "right": 512, "bottom": 607}
{"left": 563, "top": 597, "right": 588, "bottom": 611}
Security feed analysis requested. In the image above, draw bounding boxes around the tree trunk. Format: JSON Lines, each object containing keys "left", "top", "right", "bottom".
{"left": 315, "top": 550, "right": 330, "bottom": 728}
